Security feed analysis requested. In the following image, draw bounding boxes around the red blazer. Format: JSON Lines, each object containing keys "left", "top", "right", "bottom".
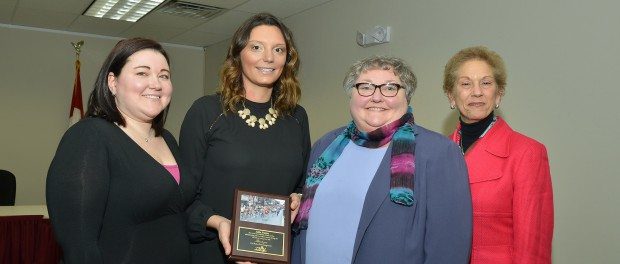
{"left": 450, "top": 117, "right": 553, "bottom": 263}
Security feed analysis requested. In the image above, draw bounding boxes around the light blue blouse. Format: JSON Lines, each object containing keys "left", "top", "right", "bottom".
{"left": 305, "top": 141, "right": 388, "bottom": 264}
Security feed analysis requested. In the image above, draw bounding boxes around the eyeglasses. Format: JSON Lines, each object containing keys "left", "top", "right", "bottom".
{"left": 354, "top": 82, "right": 403, "bottom": 97}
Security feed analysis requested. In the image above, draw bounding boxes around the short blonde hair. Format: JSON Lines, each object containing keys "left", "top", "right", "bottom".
{"left": 443, "top": 46, "right": 507, "bottom": 96}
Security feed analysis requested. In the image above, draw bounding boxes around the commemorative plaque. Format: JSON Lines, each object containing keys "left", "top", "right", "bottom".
{"left": 229, "top": 189, "right": 291, "bottom": 264}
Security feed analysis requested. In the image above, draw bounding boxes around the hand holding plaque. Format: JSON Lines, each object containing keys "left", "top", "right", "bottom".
{"left": 229, "top": 189, "right": 291, "bottom": 264}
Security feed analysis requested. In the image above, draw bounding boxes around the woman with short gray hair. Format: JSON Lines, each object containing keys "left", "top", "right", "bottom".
{"left": 292, "top": 56, "right": 472, "bottom": 263}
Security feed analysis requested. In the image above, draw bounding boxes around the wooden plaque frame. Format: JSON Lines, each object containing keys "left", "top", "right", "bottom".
{"left": 229, "top": 189, "right": 291, "bottom": 264}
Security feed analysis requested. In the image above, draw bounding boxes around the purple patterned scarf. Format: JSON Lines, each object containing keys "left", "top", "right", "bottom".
{"left": 294, "top": 107, "right": 416, "bottom": 230}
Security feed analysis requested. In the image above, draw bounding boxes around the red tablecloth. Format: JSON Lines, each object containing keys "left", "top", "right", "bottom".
{"left": 0, "top": 215, "right": 62, "bottom": 264}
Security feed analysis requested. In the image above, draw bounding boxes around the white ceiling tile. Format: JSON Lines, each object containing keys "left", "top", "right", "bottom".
{"left": 192, "top": 10, "right": 254, "bottom": 35}
{"left": 169, "top": 30, "right": 230, "bottom": 47}
{"left": 1, "top": 0, "right": 324, "bottom": 47}
{"left": 120, "top": 23, "right": 188, "bottom": 42}
{"left": 12, "top": 7, "right": 78, "bottom": 30}
{"left": 138, "top": 12, "right": 206, "bottom": 29}
{"left": 234, "top": 0, "right": 333, "bottom": 18}
{"left": 185, "top": 0, "right": 249, "bottom": 9}
{"left": 17, "top": 0, "right": 91, "bottom": 14}
{"left": 68, "top": 16, "right": 133, "bottom": 36}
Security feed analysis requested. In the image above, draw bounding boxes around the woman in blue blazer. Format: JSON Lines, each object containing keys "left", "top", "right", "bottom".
{"left": 292, "top": 56, "right": 472, "bottom": 264}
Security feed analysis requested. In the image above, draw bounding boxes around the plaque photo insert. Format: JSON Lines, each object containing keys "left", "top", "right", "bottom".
{"left": 230, "top": 189, "right": 291, "bottom": 264}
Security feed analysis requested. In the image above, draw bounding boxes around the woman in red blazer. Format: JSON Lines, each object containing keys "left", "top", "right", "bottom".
{"left": 443, "top": 46, "right": 554, "bottom": 263}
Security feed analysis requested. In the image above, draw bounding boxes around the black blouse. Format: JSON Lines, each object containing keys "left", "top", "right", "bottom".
{"left": 460, "top": 112, "right": 495, "bottom": 152}
{"left": 179, "top": 94, "right": 311, "bottom": 264}
{"left": 46, "top": 117, "right": 197, "bottom": 264}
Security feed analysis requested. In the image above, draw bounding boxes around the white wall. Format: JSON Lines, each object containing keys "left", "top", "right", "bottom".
{"left": 0, "top": 25, "right": 205, "bottom": 206}
{"left": 204, "top": 0, "right": 620, "bottom": 262}
{"left": 203, "top": 39, "right": 229, "bottom": 94}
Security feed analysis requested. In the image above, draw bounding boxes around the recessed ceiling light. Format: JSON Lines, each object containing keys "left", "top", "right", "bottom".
{"left": 83, "top": 0, "right": 166, "bottom": 22}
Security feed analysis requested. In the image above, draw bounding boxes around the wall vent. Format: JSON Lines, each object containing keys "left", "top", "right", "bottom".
{"left": 157, "top": 1, "right": 225, "bottom": 20}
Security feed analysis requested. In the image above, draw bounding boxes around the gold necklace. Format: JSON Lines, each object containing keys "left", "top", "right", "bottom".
{"left": 237, "top": 99, "right": 278, "bottom": 129}
{"left": 133, "top": 129, "right": 153, "bottom": 142}
{"left": 120, "top": 123, "right": 154, "bottom": 142}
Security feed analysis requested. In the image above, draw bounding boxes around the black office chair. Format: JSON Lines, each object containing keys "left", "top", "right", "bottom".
{"left": 0, "top": 169, "right": 16, "bottom": 205}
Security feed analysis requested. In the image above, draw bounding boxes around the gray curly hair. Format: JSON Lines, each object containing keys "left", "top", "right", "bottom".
{"left": 342, "top": 56, "right": 417, "bottom": 102}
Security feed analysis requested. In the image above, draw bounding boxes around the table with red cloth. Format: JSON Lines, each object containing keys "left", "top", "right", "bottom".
{"left": 0, "top": 214, "right": 62, "bottom": 264}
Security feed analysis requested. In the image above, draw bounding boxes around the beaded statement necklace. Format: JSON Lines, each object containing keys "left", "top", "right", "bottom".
{"left": 237, "top": 99, "right": 279, "bottom": 130}
{"left": 455, "top": 116, "right": 497, "bottom": 155}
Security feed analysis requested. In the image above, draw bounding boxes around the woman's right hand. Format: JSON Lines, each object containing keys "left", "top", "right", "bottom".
{"left": 206, "top": 215, "right": 232, "bottom": 254}
{"left": 206, "top": 215, "right": 256, "bottom": 264}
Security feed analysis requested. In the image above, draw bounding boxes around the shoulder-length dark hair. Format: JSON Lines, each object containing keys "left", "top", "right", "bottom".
{"left": 85, "top": 37, "right": 171, "bottom": 136}
{"left": 219, "top": 12, "right": 301, "bottom": 115}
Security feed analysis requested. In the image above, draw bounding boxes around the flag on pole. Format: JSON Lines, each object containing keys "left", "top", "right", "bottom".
{"left": 69, "top": 59, "right": 84, "bottom": 126}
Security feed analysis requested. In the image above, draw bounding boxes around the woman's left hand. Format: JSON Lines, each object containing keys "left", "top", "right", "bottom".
{"left": 290, "top": 193, "right": 302, "bottom": 223}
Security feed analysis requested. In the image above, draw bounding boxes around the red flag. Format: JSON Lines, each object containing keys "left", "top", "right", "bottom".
{"left": 69, "top": 59, "right": 83, "bottom": 126}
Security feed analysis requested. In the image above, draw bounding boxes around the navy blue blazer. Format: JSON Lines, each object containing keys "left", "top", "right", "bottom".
{"left": 292, "top": 125, "right": 472, "bottom": 264}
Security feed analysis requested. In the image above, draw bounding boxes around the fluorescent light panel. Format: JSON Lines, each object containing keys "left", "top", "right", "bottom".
{"left": 83, "top": 0, "right": 166, "bottom": 22}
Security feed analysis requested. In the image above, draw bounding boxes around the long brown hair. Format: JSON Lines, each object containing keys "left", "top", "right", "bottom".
{"left": 219, "top": 13, "right": 300, "bottom": 115}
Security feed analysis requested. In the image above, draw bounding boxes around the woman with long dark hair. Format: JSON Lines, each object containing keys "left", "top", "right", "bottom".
{"left": 180, "top": 13, "right": 310, "bottom": 263}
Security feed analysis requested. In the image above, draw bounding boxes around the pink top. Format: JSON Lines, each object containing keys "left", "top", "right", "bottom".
{"left": 163, "top": 164, "right": 180, "bottom": 184}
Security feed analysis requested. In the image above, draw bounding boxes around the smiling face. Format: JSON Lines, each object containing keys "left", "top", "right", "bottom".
{"left": 350, "top": 69, "right": 408, "bottom": 133}
{"left": 240, "top": 25, "right": 287, "bottom": 91}
{"left": 108, "top": 49, "right": 172, "bottom": 123}
{"left": 448, "top": 59, "right": 502, "bottom": 124}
